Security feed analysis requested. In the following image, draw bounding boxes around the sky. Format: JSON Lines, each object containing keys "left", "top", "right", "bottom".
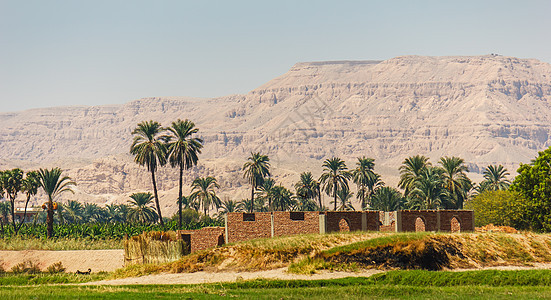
{"left": 1, "top": 0, "right": 550, "bottom": 112}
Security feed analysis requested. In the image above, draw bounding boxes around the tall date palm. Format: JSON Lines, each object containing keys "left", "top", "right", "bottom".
{"left": 242, "top": 152, "right": 270, "bottom": 212}
{"left": 130, "top": 120, "right": 167, "bottom": 226}
{"left": 398, "top": 155, "right": 431, "bottom": 197}
{"left": 319, "top": 157, "right": 351, "bottom": 211}
{"left": 37, "top": 168, "right": 75, "bottom": 238}
{"left": 438, "top": 156, "right": 472, "bottom": 209}
{"left": 294, "top": 172, "right": 321, "bottom": 209}
{"left": 166, "top": 119, "right": 203, "bottom": 228}
{"left": 190, "top": 176, "right": 221, "bottom": 216}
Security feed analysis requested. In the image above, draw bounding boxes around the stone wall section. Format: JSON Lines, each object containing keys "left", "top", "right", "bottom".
{"left": 225, "top": 212, "right": 272, "bottom": 243}
{"left": 438, "top": 210, "right": 474, "bottom": 232}
{"left": 178, "top": 227, "right": 225, "bottom": 253}
{"left": 398, "top": 210, "right": 439, "bottom": 232}
{"left": 325, "top": 211, "right": 363, "bottom": 232}
{"left": 272, "top": 211, "right": 320, "bottom": 237}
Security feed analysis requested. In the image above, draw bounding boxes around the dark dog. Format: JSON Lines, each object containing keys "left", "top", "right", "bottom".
{"left": 75, "top": 268, "right": 91, "bottom": 275}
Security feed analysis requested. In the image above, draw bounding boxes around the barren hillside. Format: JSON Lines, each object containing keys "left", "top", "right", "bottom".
{"left": 1, "top": 55, "right": 550, "bottom": 212}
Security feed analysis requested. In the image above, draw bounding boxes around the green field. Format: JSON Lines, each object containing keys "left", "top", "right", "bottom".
{"left": 2, "top": 270, "right": 551, "bottom": 299}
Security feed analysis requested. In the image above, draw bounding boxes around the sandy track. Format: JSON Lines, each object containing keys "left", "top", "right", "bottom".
{"left": 87, "top": 268, "right": 384, "bottom": 285}
{"left": 0, "top": 250, "right": 124, "bottom": 273}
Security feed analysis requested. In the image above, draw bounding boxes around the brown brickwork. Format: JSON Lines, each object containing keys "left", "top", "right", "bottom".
{"left": 399, "top": 210, "right": 439, "bottom": 232}
{"left": 226, "top": 212, "right": 272, "bottom": 243}
{"left": 325, "top": 211, "right": 363, "bottom": 232}
{"left": 272, "top": 211, "right": 320, "bottom": 237}
{"left": 364, "top": 211, "right": 381, "bottom": 231}
{"left": 177, "top": 227, "right": 225, "bottom": 253}
{"left": 439, "top": 210, "right": 474, "bottom": 232}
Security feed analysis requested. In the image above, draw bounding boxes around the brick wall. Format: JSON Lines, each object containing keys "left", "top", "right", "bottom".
{"left": 272, "top": 211, "right": 320, "bottom": 237}
{"left": 226, "top": 212, "right": 272, "bottom": 243}
{"left": 178, "top": 227, "right": 225, "bottom": 253}
{"left": 325, "top": 211, "right": 363, "bottom": 232}
{"left": 364, "top": 211, "right": 380, "bottom": 231}
{"left": 438, "top": 210, "right": 474, "bottom": 232}
{"left": 399, "top": 210, "right": 439, "bottom": 232}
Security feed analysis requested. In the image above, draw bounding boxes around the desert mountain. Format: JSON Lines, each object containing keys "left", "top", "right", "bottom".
{"left": 1, "top": 55, "right": 550, "bottom": 213}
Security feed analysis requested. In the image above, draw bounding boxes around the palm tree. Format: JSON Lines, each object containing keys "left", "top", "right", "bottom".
{"left": 82, "top": 203, "right": 106, "bottom": 223}
{"left": 165, "top": 119, "right": 204, "bottom": 229}
{"left": 438, "top": 156, "right": 472, "bottom": 209}
{"left": 37, "top": 168, "right": 75, "bottom": 238}
{"left": 398, "top": 155, "right": 431, "bottom": 197}
{"left": 16, "top": 171, "right": 40, "bottom": 234}
{"left": 409, "top": 167, "right": 448, "bottom": 209}
{"left": 352, "top": 157, "right": 381, "bottom": 209}
{"left": 130, "top": 120, "right": 167, "bottom": 226}
{"left": 479, "top": 165, "right": 511, "bottom": 192}
{"left": 219, "top": 198, "right": 243, "bottom": 214}
{"left": 127, "top": 192, "right": 158, "bottom": 223}
{"left": 189, "top": 177, "right": 221, "bottom": 216}
{"left": 0, "top": 168, "right": 24, "bottom": 230}
{"left": 319, "top": 157, "right": 351, "bottom": 211}
{"left": 256, "top": 178, "right": 276, "bottom": 211}
{"left": 62, "top": 200, "right": 84, "bottom": 223}
{"left": 294, "top": 172, "right": 321, "bottom": 209}
{"left": 271, "top": 185, "right": 295, "bottom": 211}
{"left": 242, "top": 152, "right": 271, "bottom": 212}
{"left": 370, "top": 187, "right": 404, "bottom": 211}
{"left": 333, "top": 187, "right": 355, "bottom": 211}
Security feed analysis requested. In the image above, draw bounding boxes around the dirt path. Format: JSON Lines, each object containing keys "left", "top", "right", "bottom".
{"left": 0, "top": 250, "right": 124, "bottom": 273}
{"left": 87, "top": 268, "right": 384, "bottom": 285}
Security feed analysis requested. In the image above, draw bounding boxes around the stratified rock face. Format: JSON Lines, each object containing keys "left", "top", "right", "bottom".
{"left": 1, "top": 55, "right": 550, "bottom": 211}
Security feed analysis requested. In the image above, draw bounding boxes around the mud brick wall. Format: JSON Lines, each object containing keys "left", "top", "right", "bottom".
{"left": 325, "top": 211, "right": 363, "bottom": 232}
{"left": 364, "top": 211, "right": 381, "bottom": 231}
{"left": 178, "top": 227, "right": 225, "bottom": 253}
{"left": 399, "top": 210, "right": 439, "bottom": 232}
{"left": 226, "top": 212, "right": 272, "bottom": 243}
{"left": 272, "top": 211, "right": 320, "bottom": 237}
{"left": 438, "top": 210, "right": 474, "bottom": 232}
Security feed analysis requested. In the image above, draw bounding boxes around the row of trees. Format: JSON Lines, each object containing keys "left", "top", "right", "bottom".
{"left": 0, "top": 168, "right": 74, "bottom": 237}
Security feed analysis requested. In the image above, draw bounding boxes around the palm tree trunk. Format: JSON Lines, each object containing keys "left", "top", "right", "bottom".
{"left": 10, "top": 197, "right": 16, "bottom": 233}
{"left": 151, "top": 169, "right": 164, "bottom": 226}
{"left": 47, "top": 196, "right": 54, "bottom": 238}
{"left": 318, "top": 193, "right": 322, "bottom": 211}
{"left": 178, "top": 164, "right": 183, "bottom": 229}
{"left": 333, "top": 179, "right": 337, "bottom": 211}
{"left": 15, "top": 194, "right": 31, "bottom": 234}
{"left": 250, "top": 185, "right": 255, "bottom": 213}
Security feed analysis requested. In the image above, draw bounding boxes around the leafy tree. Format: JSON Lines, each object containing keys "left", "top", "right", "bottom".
{"left": 352, "top": 157, "right": 380, "bottom": 209}
{"left": 478, "top": 165, "right": 511, "bottom": 192}
{"left": 0, "top": 169, "right": 24, "bottom": 230}
{"left": 189, "top": 176, "right": 221, "bottom": 216}
{"left": 62, "top": 200, "right": 84, "bottom": 223}
{"left": 398, "top": 155, "right": 430, "bottom": 197}
{"left": 294, "top": 194, "right": 319, "bottom": 211}
{"left": 130, "top": 120, "right": 167, "bottom": 226}
{"left": 16, "top": 171, "right": 40, "bottom": 233}
{"left": 294, "top": 172, "right": 321, "bottom": 209}
{"left": 165, "top": 119, "right": 203, "bottom": 229}
{"left": 332, "top": 187, "right": 355, "bottom": 211}
{"left": 83, "top": 203, "right": 107, "bottom": 223}
{"left": 464, "top": 190, "right": 526, "bottom": 228}
{"left": 242, "top": 152, "right": 270, "bottom": 212}
{"left": 37, "top": 168, "right": 75, "bottom": 238}
{"left": 319, "top": 157, "right": 351, "bottom": 211}
{"left": 510, "top": 147, "right": 551, "bottom": 231}
{"left": 218, "top": 198, "right": 243, "bottom": 214}
{"left": 127, "top": 192, "right": 158, "bottom": 223}
{"left": 438, "top": 156, "right": 472, "bottom": 209}
{"left": 271, "top": 185, "right": 295, "bottom": 211}
{"left": 370, "top": 187, "right": 404, "bottom": 211}
{"left": 256, "top": 178, "right": 276, "bottom": 211}
{"left": 409, "top": 166, "right": 448, "bottom": 209}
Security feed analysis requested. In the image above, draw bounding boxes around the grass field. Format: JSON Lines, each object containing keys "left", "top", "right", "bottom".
{"left": 2, "top": 270, "right": 551, "bottom": 299}
{"left": 0, "top": 236, "right": 122, "bottom": 250}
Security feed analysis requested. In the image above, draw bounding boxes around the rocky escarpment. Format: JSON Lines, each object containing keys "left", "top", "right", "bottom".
{"left": 1, "top": 55, "right": 551, "bottom": 210}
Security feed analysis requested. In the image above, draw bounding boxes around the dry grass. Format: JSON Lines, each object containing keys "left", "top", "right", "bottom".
{"left": 0, "top": 236, "right": 122, "bottom": 250}
{"left": 124, "top": 231, "right": 186, "bottom": 266}
{"left": 112, "top": 231, "right": 551, "bottom": 278}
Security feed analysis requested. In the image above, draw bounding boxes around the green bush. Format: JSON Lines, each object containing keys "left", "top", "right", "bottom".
{"left": 464, "top": 190, "right": 526, "bottom": 228}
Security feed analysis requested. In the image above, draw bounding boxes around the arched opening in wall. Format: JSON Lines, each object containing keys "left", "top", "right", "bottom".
{"left": 339, "top": 218, "right": 350, "bottom": 232}
{"left": 415, "top": 217, "right": 426, "bottom": 232}
{"left": 451, "top": 217, "right": 461, "bottom": 233}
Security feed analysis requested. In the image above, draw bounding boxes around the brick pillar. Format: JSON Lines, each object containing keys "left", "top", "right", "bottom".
{"left": 270, "top": 213, "right": 274, "bottom": 237}
{"left": 396, "top": 210, "right": 402, "bottom": 232}
{"left": 437, "top": 210, "right": 441, "bottom": 232}
{"left": 361, "top": 212, "right": 367, "bottom": 231}
{"left": 224, "top": 214, "right": 229, "bottom": 244}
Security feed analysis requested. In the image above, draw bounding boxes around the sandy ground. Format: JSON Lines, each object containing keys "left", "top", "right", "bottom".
{"left": 87, "top": 268, "right": 384, "bottom": 285}
{"left": 0, "top": 250, "right": 124, "bottom": 273}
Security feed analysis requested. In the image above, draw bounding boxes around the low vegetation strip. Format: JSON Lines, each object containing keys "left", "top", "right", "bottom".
{"left": 290, "top": 232, "right": 551, "bottom": 274}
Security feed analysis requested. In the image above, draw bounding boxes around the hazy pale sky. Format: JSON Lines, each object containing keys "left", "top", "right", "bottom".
{"left": 1, "top": 0, "right": 550, "bottom": 112}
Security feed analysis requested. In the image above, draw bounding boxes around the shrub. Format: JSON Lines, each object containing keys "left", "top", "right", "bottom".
{"left": 464, "top": 190, "right": 526, "bottom": 228}
{"left": 46, "top": 262, "right": 66, "bottom": 274}
{"left": 11, "top": 261, "right": 41, "bottom": 274}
